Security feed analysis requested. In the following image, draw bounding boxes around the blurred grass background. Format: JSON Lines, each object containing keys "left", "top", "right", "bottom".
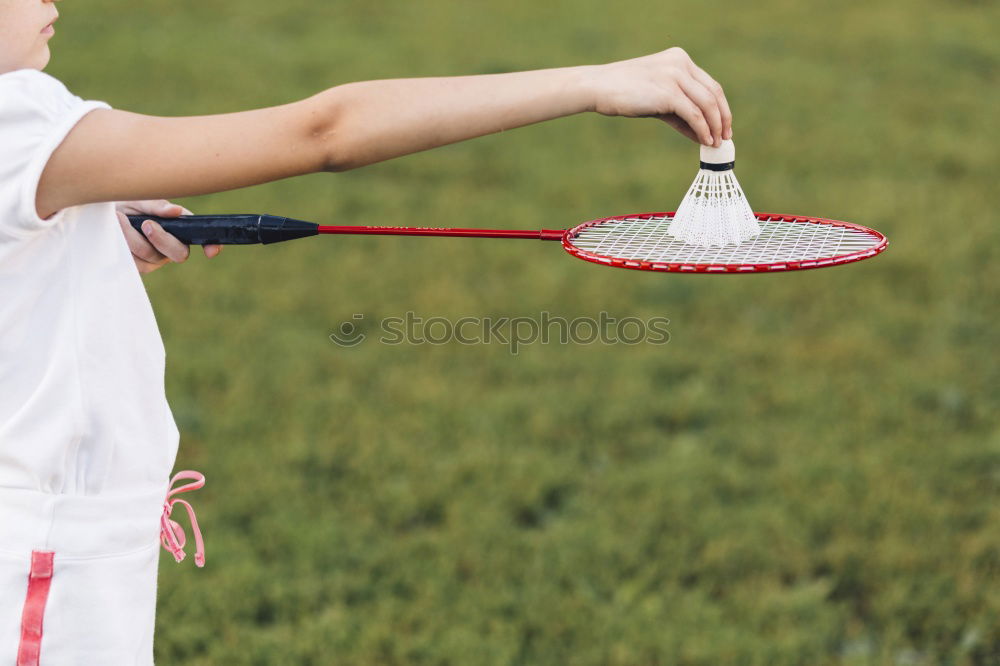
{"left": 50, "top": 0, "right": 998, "bottom": 663}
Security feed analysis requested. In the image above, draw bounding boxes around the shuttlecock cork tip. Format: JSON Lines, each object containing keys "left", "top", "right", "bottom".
{"left": 700, "top": 139, "right": 736, "bottom": 169}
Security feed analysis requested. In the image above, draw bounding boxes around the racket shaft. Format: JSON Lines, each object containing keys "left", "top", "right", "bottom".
{"left": 127, "top": 214, "right": 318, "bottom": 245}
{"left": 318, "top": 226, "right": 565, "bottom": 240}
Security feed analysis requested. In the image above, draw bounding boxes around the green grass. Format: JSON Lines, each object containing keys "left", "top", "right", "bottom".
{"left": 49, "top": 0, "right": 999, "bottom": 663}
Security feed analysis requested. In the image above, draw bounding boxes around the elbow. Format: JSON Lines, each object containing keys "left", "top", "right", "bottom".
{"left": 320, "top": 150, "right": 349, "bottom": 174}
{"left": 320, "top": 143, "right": 357, "bottom": 173}
{"left": 312, "top": 124, "right": 353, "bottom": 174}
{"left": 316, "top": 125, "right": 352, "bottom": 172}
{"left": 320, "top": 128, "right": 371, "bottom": 173}
{"left": 304, "top": 89, "right": 363, "bottom": 174}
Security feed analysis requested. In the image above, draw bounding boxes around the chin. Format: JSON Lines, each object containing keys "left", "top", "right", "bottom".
{"left": 1, "top": 44, "right": 49, "bottom": 73}
{"left": 31, "top": 47, "right": 52, "bottom": 71}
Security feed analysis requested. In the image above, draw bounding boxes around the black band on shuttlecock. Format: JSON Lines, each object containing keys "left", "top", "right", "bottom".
{"left": 700, "top": 161, "right": 735, "bottom": 171}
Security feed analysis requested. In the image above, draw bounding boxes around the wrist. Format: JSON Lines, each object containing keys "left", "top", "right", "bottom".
{"left": 572, "top": 64, "right": 603, "bottom": 114}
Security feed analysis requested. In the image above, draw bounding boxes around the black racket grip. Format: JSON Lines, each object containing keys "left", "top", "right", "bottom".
{"left": 127, "top": 214, "right": 319, "bottom": 245}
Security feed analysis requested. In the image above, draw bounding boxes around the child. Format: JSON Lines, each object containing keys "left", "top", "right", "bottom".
{"left": 0, "top": 0, "right": 733, "bottom": 662}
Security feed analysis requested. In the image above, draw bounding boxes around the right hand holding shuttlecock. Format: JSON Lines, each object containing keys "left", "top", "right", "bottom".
{"left": 585, "top": 47, "right": 733, "bottom": 147}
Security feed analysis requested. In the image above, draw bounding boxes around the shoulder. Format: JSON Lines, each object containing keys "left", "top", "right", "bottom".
{"left": 0, "top": 68, "right": 70, "bottom": 91}
{"left": 0, "top": 68, "right": 110, "bottom": 148}
{"left": 0, "top": 69, "right": 83, "bottom": 119}
{"left": 0, "top": 71, "right": 110, "bottom": 237}
{"left": 0, "top": 68, "right": 108, "bottom": 162}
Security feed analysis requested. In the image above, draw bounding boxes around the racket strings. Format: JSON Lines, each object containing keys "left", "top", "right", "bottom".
{"left": 569, "top": 215, "right": 881, "bottom": 266}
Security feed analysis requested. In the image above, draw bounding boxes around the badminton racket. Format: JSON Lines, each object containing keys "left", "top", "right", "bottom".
{"left": 128, "top": 212, "right": 887, "bottom": 273}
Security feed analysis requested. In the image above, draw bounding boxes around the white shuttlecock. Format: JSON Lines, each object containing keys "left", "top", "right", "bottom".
{"left": 667, "top": 139, "right": 760, "bottom": 247}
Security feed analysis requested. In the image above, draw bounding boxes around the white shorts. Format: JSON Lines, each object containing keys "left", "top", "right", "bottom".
{"left": 0, "top": 485, "right": 168, "bottom": 665}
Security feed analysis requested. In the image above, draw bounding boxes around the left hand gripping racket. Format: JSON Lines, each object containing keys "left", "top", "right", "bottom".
{"left": 129, "top": 212, "right": 887, "bottom": 274}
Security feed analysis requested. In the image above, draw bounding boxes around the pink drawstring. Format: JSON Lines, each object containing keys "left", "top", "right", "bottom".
{"left": 17, "top": 551, "right": 54, "bottom": 666}
{"left": 160, "top": 471, "right": 206, "bottom": 568}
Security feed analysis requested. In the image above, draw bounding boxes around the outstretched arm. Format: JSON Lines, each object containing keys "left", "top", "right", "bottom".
{"left": 38, "top": 48, "right": 731, "bottom": 219}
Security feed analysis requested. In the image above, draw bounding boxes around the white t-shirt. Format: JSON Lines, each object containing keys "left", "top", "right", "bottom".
{"left": 0, "top": 69, "right": 179, "bottom": 497}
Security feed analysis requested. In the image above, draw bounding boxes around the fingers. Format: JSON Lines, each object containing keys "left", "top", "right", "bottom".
{"left": 116, "top": 209, "right": 189, "bottom": 264}
{"left": 150, "top": 200, "right": 184, "bottom": 217}
{"left": 146, "top": 201, "right": 219, "bottom": 258}
{"left": 140, "top": 220, "right": 191, "bottom": 264}
{"left": 118, "top": 199, "right": 183, "bottom": 217}
{"left": 660, "top": 114, "right": 700, "bottom": 144}
{"left": 677, "top": 77, "right": 722, "bottom": 146}
{"left": 116, "top": 210, "right": 168, "bottom": 273}
{"left": 114, "top": 199, "right": 221, "bottom": 273}
{"left": 663, "top": 48, "right": 731, "bottom": 146}
{"left": 593, "top": 48, "right": 732, "bottom": 147}
{"left": 689, "top": 64, "right": 732, "bottom": 141}
{"left": 668, "top": 91, "right": 714, "bottom": 146}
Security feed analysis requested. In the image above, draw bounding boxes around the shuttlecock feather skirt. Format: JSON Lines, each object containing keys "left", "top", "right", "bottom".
{"left": 668, "top": 168, "right": 760, "bottom": 247}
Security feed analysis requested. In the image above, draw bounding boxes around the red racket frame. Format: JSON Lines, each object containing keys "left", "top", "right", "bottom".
{"left": 562, "top": 212, "right": 888, "bottom": 273}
